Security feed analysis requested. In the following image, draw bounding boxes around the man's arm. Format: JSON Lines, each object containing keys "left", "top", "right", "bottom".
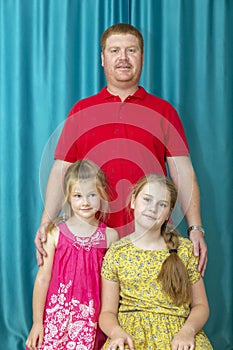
{"left": 35, "top": 159, "right": 72, "bottom": 265}
{"left": 167, "top": 156, "right": 207, "bottom": 276}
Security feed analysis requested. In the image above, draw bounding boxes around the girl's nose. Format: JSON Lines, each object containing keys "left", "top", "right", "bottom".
{"left": 82, "top": 197, "right": 89, "bottom": 205}
{"left": 148, "top": 203, "right": 157, "bottom": 213}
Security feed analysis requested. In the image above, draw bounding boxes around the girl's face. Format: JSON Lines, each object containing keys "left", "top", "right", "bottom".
{"left": 131, "top": 181, "right": 171, "bottom": 231}
{"left": 69, "top": 180, "right": 101, "bottom": 221}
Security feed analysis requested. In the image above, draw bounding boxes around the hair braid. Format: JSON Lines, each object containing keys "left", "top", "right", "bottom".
{"left": 158, "top": 224, "right": 191, "bottom": 306}
{"left": 131, "top": 174, "right": 192, "bottom": 306}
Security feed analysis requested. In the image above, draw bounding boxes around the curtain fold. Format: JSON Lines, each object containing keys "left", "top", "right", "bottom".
{"left": 0, "top": 1, "right": 232, "bottom": 349}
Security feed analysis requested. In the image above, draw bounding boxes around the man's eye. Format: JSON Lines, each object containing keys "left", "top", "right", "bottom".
{"left": 127, "top": 48, "right": 136, "bottom": 53}
{"left": 111, "top": 49, "right": 119, "bottom": 53}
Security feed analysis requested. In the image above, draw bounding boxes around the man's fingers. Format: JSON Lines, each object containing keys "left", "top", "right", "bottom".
{"left": 198, "top": 255, "right": 208, "bottom": 277}
{"left": 34, "top": 222, "right": 50, "bottom": 265}
{"left": 189, "top": 231, "right": 208, "bottom": 277}
{"left": 193, "top": 240, "right": 200, "bottom": 257}
{"left": 36, "top": 244, "right": 47, "bottom": 256}
{"left": 35, "top": 225, "right": 48, "bottom": 246}
{"left": 36, "top": 249, "right": 44, "bottom": 266}
{"left": 197, "top": 241, "right": 208, "bottom": 276}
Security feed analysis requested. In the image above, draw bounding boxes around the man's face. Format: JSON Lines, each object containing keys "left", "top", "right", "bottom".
{"left": 101, "top": 33, "right": 144, "bottom": 88}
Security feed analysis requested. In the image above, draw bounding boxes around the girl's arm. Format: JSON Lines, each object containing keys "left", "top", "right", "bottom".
{"left": 99, "top": 277, "right": 134, "bottom": 350}
{"left": 26, "top": 228, "right": 58, "bottom": 350}
{"left": 172, "top": 278, "right": 209, "bottom": 350}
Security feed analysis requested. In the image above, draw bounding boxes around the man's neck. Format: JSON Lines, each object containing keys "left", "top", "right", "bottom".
{"left": 107, "top": 84, "right": 139, "bottom": 102}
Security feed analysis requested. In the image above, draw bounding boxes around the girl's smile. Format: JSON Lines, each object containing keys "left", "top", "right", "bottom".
{"left": 131, "top": 182, "right": 171, "bottom": 232}
{"left": 70, "top": 181, "right": 101, "bottom": 222}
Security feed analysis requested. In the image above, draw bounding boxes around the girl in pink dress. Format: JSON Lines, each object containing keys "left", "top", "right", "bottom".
{"left": 26, "top": 160, "right": 119, "bottom": 350}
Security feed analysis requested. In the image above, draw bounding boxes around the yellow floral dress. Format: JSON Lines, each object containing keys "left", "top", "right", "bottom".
{"left": 101, "top": 236, "right": 213, "bottom": 349}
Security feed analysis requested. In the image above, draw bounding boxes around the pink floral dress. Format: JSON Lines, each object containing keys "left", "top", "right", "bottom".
{"left": 29, "top": 221, "right": 107, "bottom": 350}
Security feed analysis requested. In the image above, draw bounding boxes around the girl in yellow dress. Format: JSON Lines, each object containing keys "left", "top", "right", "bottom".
{"left": 99, "top": 174, "right": 213, "bottom": 350}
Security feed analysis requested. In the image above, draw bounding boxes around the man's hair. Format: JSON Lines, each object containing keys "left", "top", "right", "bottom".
{"left": 101, "top": 23, "right": 144, "bottom": 51}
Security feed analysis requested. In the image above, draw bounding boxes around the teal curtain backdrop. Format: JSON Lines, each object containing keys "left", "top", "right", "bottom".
{"left": 0, "top": 1, "right": 232, "bottom": 349}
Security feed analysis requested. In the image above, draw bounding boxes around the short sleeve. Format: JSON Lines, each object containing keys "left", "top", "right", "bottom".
{"left": 178, "top": 238, "right": 201, "bottom": 285}
{"left": 54, "top": 105, "right": 81, "bottom": 162}
{"left": 101, "top": 246, "right": 119, "bottom": 282}
{"left": 164, "top": 105, "right": 190, "bottom": 157}
{"left": 186, "top": 243, "right": 201, "bottom": 285}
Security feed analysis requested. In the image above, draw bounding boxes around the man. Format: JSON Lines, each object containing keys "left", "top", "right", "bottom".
{"left": 35, "top": 23, "right": 207, "bottom": 275}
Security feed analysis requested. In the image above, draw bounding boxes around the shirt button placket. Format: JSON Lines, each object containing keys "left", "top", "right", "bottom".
{"left": 118, "top": 103, "right": 124, "bottom": 121}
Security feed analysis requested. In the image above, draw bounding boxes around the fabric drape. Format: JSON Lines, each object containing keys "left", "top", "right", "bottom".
{"left": 0, "top": 1, "right": 232, "bottom": 349}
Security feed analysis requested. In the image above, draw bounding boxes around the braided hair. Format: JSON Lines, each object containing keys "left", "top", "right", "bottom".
{"left": 131, "top": 174, "right": 191, "bottom": 306}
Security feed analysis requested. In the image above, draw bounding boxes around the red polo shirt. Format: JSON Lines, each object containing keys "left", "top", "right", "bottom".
{"left": 55, "top": 87, "right": 189, "bottom": 236}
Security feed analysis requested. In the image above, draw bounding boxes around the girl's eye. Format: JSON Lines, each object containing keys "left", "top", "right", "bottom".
{"left": 159, "top": 202, "right": 167, "bottom": 208}
{"left": 74, "top": 194, "right": 81, "bottom": 199}
{"left": 89, "top": 193, "right": 96, "bottom": 198}
{"left": 143, "top": 197, "right": 151, "bottom": 202}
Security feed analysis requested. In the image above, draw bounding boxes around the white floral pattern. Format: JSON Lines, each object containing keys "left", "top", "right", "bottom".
{"left": 72, "top": 229, "right": 105, "bottom": 251}
{"left": 43, "top": 281, "right": 97, "bottom": 349}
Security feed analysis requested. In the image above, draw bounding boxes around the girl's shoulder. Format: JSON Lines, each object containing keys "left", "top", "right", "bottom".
{"left": 107, "top": 235, "right": 131, "bottom": 251}
{"left": 105, "top": 226, "right": 119, "bottom": 247}
{"left": 179, "top": 236, "right": 194, "bottom": 249}
{"left": 178, "top": 236, "right": 196, "bottom": 259}
{"left": 103, "top": 237, "right": 131, "bottom": 264}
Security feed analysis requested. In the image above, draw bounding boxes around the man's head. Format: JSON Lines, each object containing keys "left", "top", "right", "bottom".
{"left": 101, "top": 23, "right": 144, "bottom": 52}
{"left": 101, "top": 23, "right": 144, "bottom": 92}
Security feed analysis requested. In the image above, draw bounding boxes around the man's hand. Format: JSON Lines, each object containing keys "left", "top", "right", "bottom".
{"left": 34, "top": 222, "right": 50, "bottom": 266}
{"left": 189, "top": 230, "right": 207, "bottom": 277}
{"left": 33, "top": 160, "right": 71, "bottom": 265}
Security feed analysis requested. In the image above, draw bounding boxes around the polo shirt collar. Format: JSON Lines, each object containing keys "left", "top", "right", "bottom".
{"left": 99, "top": 86, "right": 146, "bottom": 100}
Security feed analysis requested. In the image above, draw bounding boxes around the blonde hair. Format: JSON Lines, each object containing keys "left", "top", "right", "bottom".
{"left": 63, "top": 160, "right": 109, "bottom": 221}
{"left": 131, "top": 174, "right": 191, "bottom": 306}
{"left": 46, "top": 160, "right": 109, "bottom": 235}
{"left": 101, "top": 23, "right": 144, "bottom": 52}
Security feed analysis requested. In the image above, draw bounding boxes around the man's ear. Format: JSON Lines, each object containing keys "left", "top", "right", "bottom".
{"left": 142, "top": 51, "right": 144, "bottom": 66}
{"left": 101, "top": 52, "right": 104, "bottom": 67}
{"left": 130, "top": 195, "right": 135, "bottom": 209}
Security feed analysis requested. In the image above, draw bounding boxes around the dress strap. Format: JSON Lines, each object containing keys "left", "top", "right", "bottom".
{"left": 57, "top": 220, "right": 107, "bottom": 248}
{"left": 57, "top": 221, "right": 74, "bottom": 240}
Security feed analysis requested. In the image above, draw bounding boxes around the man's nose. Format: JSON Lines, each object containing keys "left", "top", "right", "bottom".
{"left": 120, "top": 49, "right": 128, "bottom": 60}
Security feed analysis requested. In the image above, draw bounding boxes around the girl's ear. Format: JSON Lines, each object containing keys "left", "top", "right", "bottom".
{"left": 130, "top": 195, "right": 135, "bottom": 209}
